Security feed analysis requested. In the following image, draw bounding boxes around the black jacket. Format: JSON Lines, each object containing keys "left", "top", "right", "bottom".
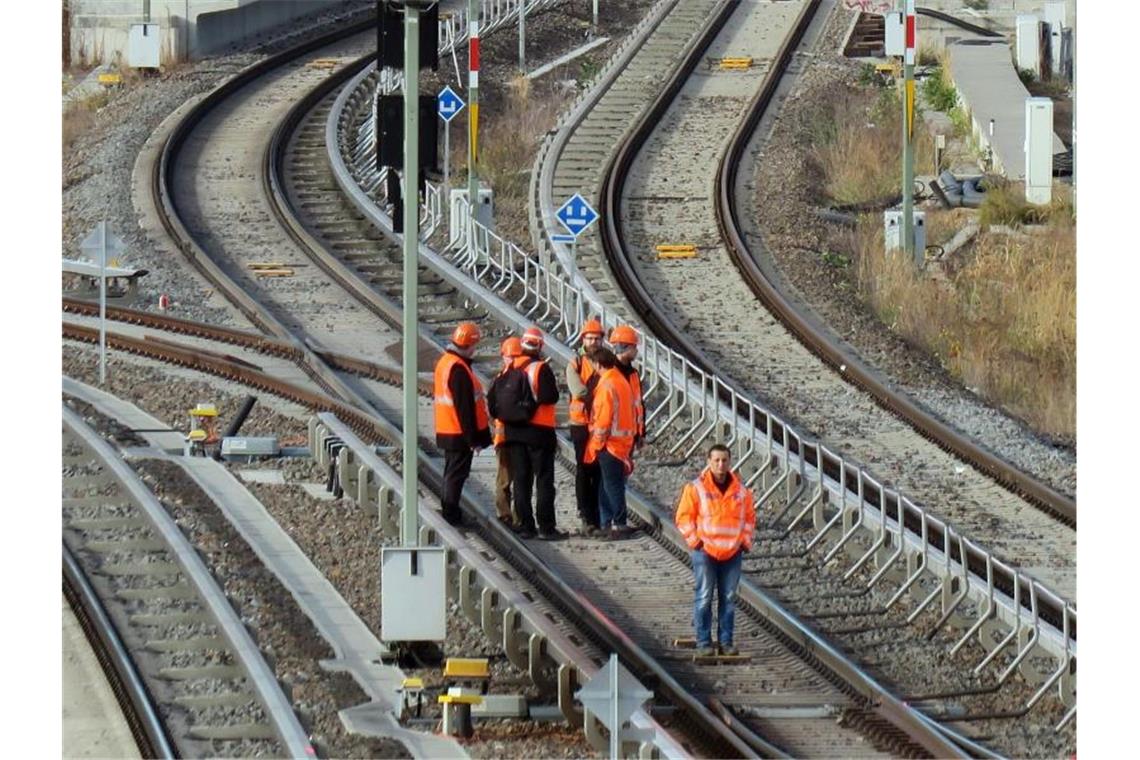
{"left": 436, "top": 350, "right": 493, "bottom": 451}
{"left": 503, "top": 356, "right": 560, "bottom": 449}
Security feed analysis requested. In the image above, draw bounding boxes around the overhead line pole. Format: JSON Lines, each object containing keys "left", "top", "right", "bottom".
{"left": 401, "top": 2, "right": 421, "bottom": 547}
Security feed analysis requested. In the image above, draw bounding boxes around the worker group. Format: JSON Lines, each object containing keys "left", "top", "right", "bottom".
{"left": 434, "top": 320, "right": 755, "bottom": 654}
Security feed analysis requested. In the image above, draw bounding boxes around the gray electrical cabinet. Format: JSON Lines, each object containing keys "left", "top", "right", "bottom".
{"left": 380, "top": 547, "right": 447, "bottom": 642}
{"left": 884, "top": 210, "right": 926, "bottom": 257}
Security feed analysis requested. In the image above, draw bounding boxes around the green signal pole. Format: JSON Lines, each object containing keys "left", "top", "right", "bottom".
{"left": 401, "top": 4, "right": 421, "bottom": 547}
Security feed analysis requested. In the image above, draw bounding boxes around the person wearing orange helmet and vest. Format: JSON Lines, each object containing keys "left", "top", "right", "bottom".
{"left": 609, "top": 325, "right": 645, "bottom": 445}
{"left": 675, "top": 444, "right": 756, "bottom": 657}
{"left": 567, "top": 318, "right": 605, "bottom": 535}
{"left": 583, "top": 346, "right": 637, "bottom": 540}
{"left": 492, "top": 337, "right": 523, "bottom": 528}
{"left": 502, "top": 327, "right": 564, "bottom": 540}
{"left": 433, "top": 321, "right": 492, "bottom": 527}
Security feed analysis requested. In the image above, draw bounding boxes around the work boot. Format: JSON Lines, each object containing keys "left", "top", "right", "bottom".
{"left": 610, "top": 525, "right": 635, "bottom": 540}
{"left": 537, "top": 528, "right": 568, "bottom": 541}
{"left": 720, "top": 644, "right": 739, "bottom": 656}
{"left": 513, "top": 523, "right": 537, "bottom": 539}
{"left": 697, "top": 645, "right": 716, "bottom": 658}
{"left": 441, "top": 509, "right": 465, "bottom": 528}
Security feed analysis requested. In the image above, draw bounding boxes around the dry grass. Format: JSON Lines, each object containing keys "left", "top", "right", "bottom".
{"left": 808, "top": 86, "right": 934, "bottom": 207}
{"left": 854, "top": 212, "right": 1075, "bottom": 438}
{"left": 458, "top": 76, "right": 570, "bottom": 239}
{"left": 63, "top": 89, "right": 112, "bottom": 153}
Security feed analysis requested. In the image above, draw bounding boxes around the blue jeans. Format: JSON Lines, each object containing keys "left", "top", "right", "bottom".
{"left": 692, "top": 549, "right": 743, "bottom": 648}
{"left": 596, "top": 449, "right": 628, "bottom": 528}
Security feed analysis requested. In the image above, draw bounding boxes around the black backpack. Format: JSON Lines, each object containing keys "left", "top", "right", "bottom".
{"left": 488, "top": 362, "right": 537, "bottom": 424}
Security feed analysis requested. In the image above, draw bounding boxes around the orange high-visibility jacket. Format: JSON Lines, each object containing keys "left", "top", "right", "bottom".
{"left": 675, "top": 468, "right": 756, "bottom": 561}
{"left": 629, "top": 369, "right": 645, "bottom": 439}
{"left": 525, "top": 359, "right": 557, "bottom": 428}
{"left": 568, "top": 353, "right": 599, "bottom": 427}
{"left": 584, "top": 368, "right": 637, "bottom": 466}
{"left": 434, "top": 352, "right": 489, "bottom": 436}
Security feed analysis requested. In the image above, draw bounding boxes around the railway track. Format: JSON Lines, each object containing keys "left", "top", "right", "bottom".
{"left": 518, "top": 0, "right": 1077, "bottom": 754}
{"left": 312, "top": 2, "right": 1077, "bottom": 758}
{"left": 63, "top": 404, "right": 312, "bottom": 758}
{"left": 105, "top": 3, "right": 984, "bottom": 754}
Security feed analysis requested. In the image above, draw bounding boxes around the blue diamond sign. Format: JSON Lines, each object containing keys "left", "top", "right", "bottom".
{"left": 437, "top": 85, "right": 465, "bottom": 123}
{"left": 555, "top": 193, "right": 599, "bottom": 239}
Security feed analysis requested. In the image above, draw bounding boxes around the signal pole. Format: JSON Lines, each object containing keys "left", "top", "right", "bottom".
{"left": 401, "top": 3, "right": 421, "bottom": 547}
{"left": 467, "top": 0, "right": 480, "bottom": 224}
{"left": 902, "top": 0, "right": 917, "bottom": 265}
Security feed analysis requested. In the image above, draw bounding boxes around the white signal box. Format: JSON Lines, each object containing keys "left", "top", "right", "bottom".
{"left": 884, "top": 12, "right": 904, "bottom": 57}
{"left": 884, "top": 210, "right": 926, "bottom": 257}
{"left": 1024, "top": 97, "right": 1054, "bottom": 206}
{"left": 1043, "top": 2, "right": 1066, "bottom": 76}
{"left": 1016, "top": 15, "right": 1042, "bottom": 78}
{"left": 128, "top": 23, "right": 161, "bottom": 69}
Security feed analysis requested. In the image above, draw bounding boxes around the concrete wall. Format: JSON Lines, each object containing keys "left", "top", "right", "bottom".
{"left": 66, "top": 0, "right": 355, "bottom": 66}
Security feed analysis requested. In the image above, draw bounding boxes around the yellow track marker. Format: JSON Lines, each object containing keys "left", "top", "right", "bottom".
{"left": 252, "top": 269, "right": 294, "bottom": 277}
{"left": 98, "top": 72, "right": 122, "bottom": 85}
{"left": 308, "top": 58, "right": 338, "bottom": 69}
{"left": 719, "top": 57, "right": 754, "bottom": 70}
{"left": 656, "top": 244, "right": 697, "bottom": 259}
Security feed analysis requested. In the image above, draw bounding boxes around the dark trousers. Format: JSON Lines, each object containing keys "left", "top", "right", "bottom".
{"left": 495, "top": 447, "right": 513, "bottom": 521}
{"left": 441, "top": 448, "right": 474, "bottom": 521}
{"left": 506, "top": 442, "right": 556, "bottom": 532}
{"left": 597, "top": 449, "right": 628, "bottom": 528}
{"left": 571, "top": 425, "right": 600, "bottom": 527}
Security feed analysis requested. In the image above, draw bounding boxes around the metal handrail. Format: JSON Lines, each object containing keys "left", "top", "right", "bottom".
{"left": 328, "top": 42, "right": 1075, "bottom": 736}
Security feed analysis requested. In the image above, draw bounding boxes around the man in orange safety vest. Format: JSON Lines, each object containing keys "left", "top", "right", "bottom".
{"left": 433, "top": 322, "right": 492, "bottom": 527}
{"left": 675, "top": 444, "right": 755, "bottom": 656}
{"left": 492, "top": 336, "right": 523, "bottom": 528}
{"left": 609, "top": 325, "right": 645, "bottom": 444}
{"left": 567, "top": 318, "right": 605, "bottom": 535}
{"left": 584, "top": 346, "right": 638, "bottom": 540}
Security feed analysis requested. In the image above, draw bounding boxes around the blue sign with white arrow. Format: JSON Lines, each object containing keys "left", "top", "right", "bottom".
{"left": 555, "top": 193, "right": 599, "bottom": 239}
{"left": 437, "top": 85, "right": 465, "bottom": 123}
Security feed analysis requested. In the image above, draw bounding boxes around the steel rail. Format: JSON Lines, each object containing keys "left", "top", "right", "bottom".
{"left": 63, "top": 324, "right": 713, "bottom": 758}
{"left": 63, "top": 542, "right": 175, "bottom": 760}
{"left": 716, "top": 10, "right": 1075, "bottom": 523}
{"left": 62, "top": 299, "right": 433, "bottom": 393}
{"left": 588, "top": 0, "right": 1072, "bottom": 657}
{"left": 262, "top": 47, "right": 761, "bottom": 759}
{"left": 139, "top": 18, "right": 705, "bottom": 753}
{"left": 327, "top": 67, "right": 972, "bottom": 760}
{"left": 63, "top": 406, "right": 316, "bottom": 758}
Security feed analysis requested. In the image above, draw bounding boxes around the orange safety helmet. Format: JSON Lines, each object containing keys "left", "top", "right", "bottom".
{"left": 521, "top": 326, "right": 544, "bottom": 351}
{"left": 609, "top": 324, "right": 639, "bottom": 347}
{"left": 500, "top": 336, "right": 523, "bottom": 358}
{"left": 451, "top": 321, "right": 482, "bottom": 348}
{"left": 579, "top": 319, "right": 604, "bottom": 338}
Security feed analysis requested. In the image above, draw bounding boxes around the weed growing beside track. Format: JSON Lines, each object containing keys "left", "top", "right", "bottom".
{"left": 854, "top": 212, "right": 1076, "bottom": 439}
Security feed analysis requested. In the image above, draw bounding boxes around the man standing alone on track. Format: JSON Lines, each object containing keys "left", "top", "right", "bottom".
{"left": 675, "top": 444, "right": 755, "bottom": 656}
{"left": 433, "top": 322, "right": 492, "bottom": 527}
{"left": 585, "top": 346, "right": 637, "bottom": 540}
{"left": 567, "top": 319, "right": 605, "bottom": 536}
